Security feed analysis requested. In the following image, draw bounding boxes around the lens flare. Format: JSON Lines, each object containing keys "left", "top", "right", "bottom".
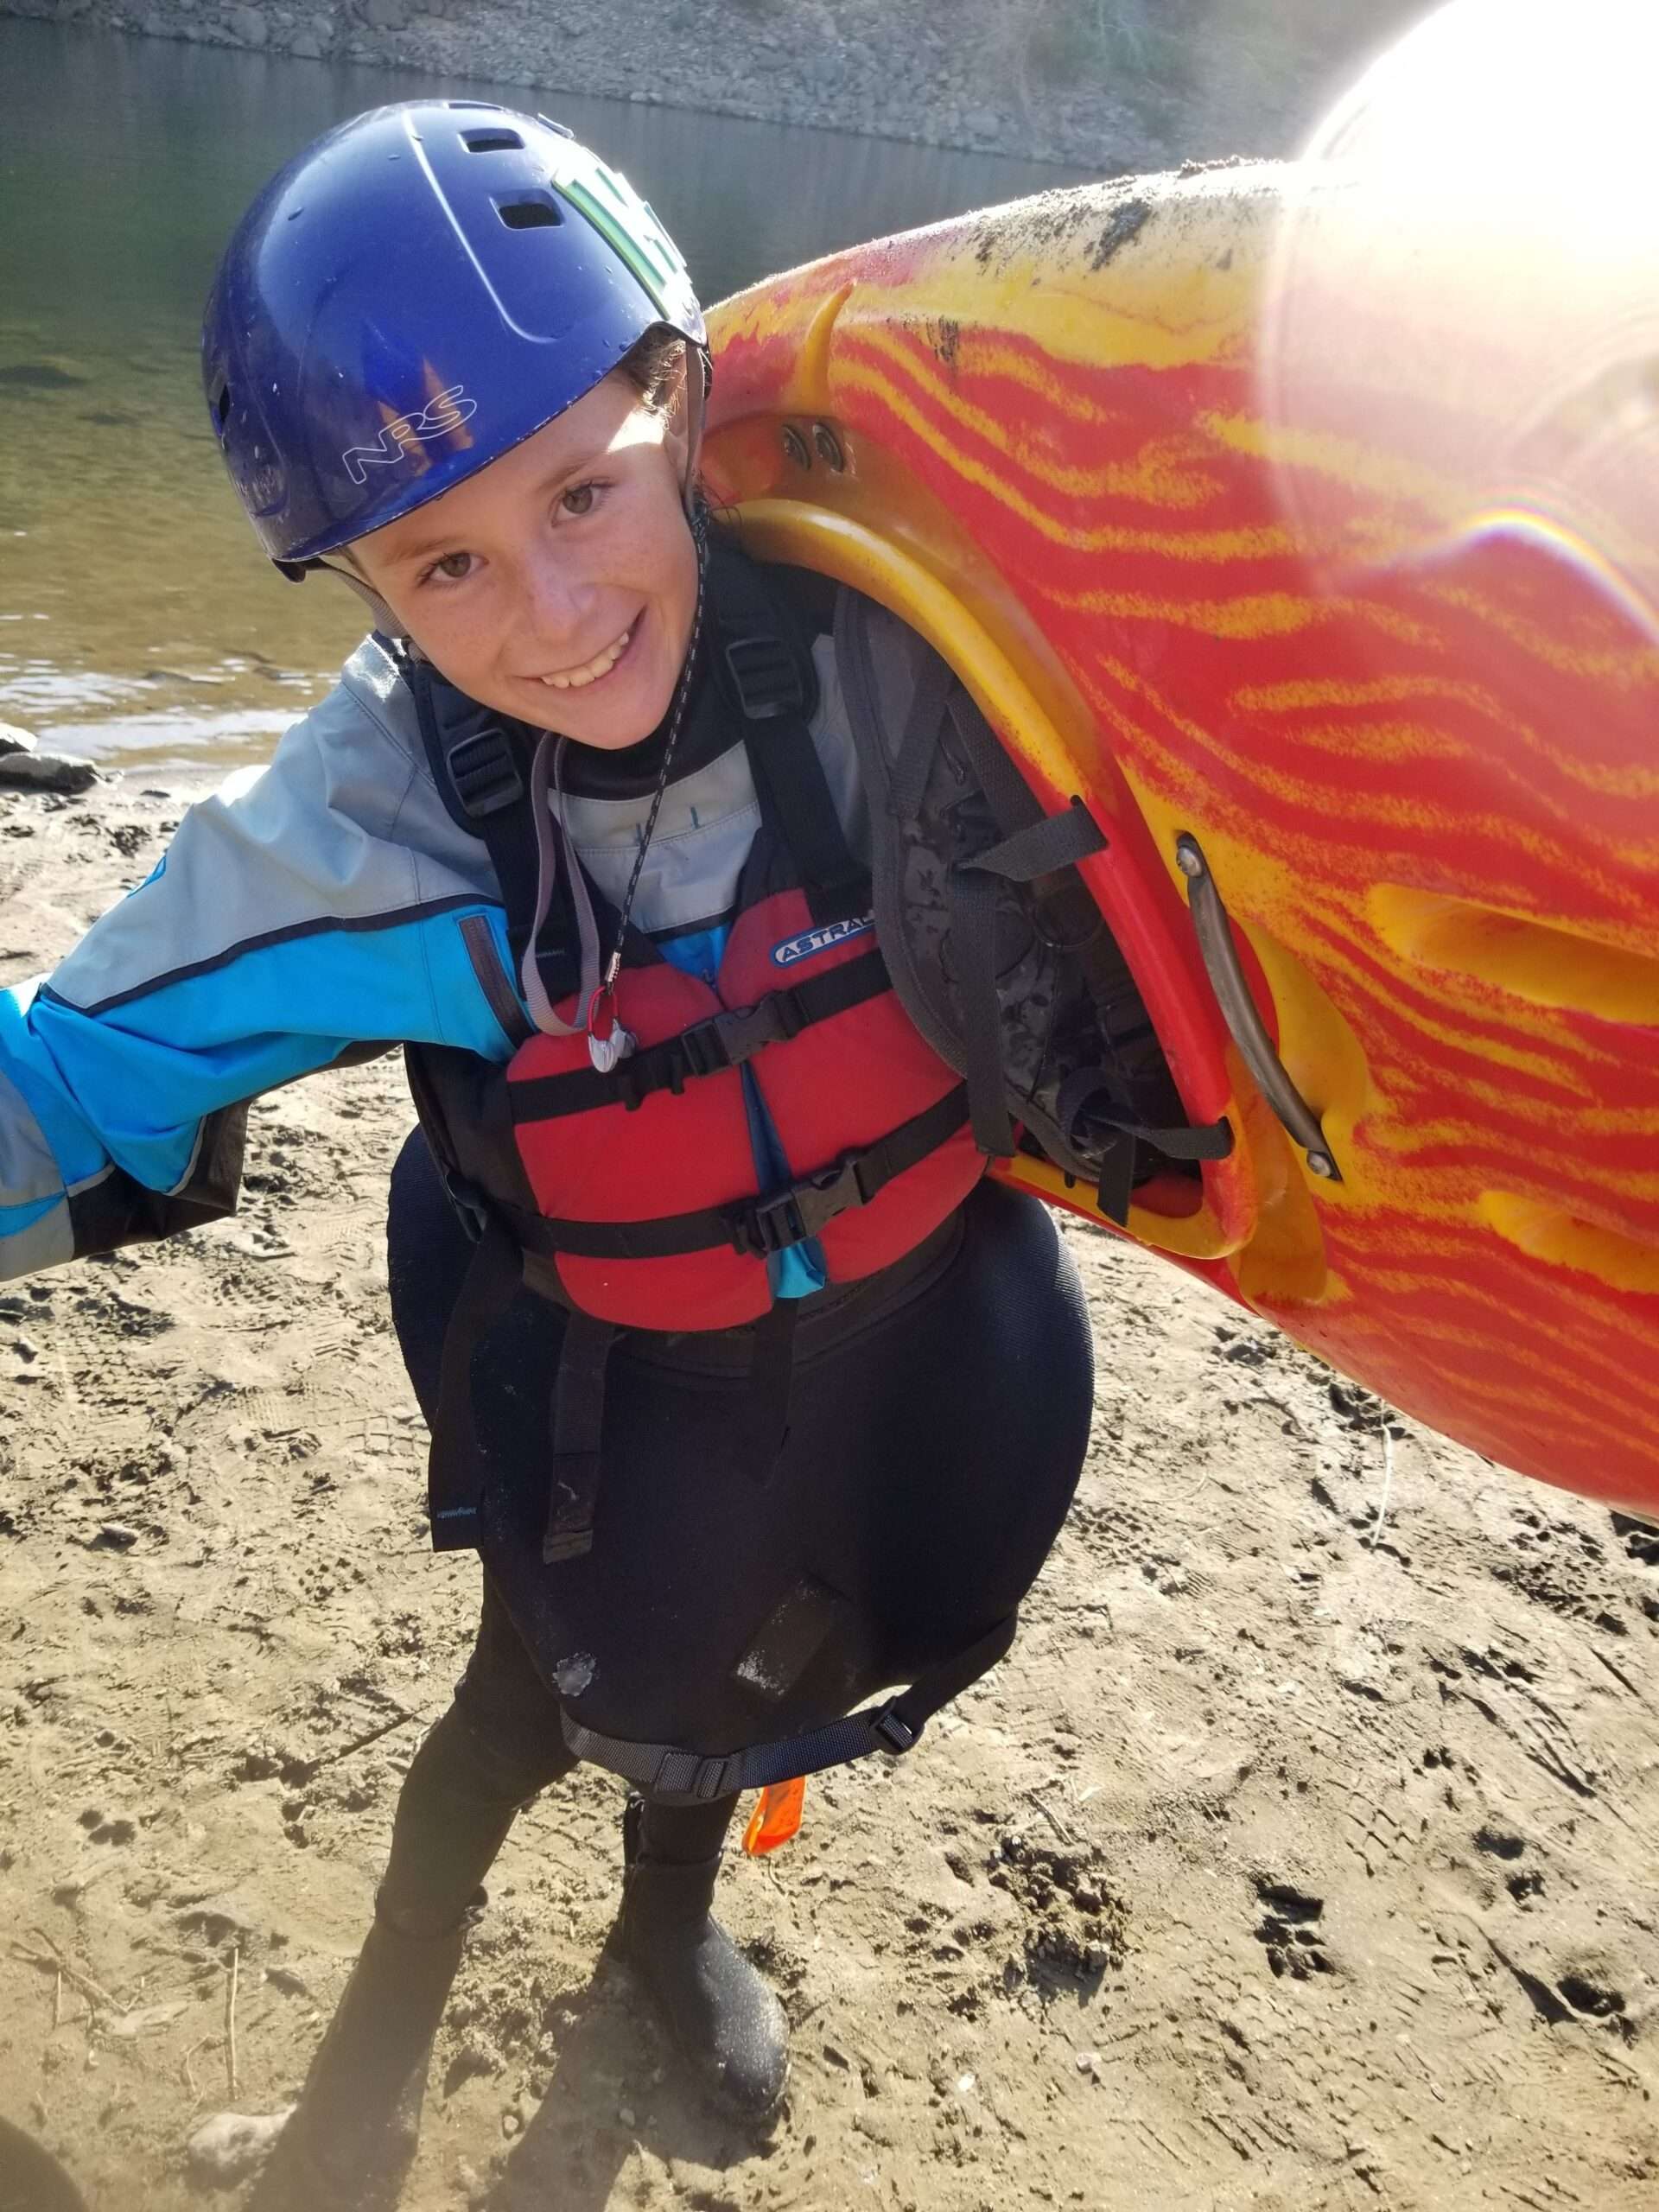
{"left": 1259, "top": 0, "right": 1659, "bottom": 640}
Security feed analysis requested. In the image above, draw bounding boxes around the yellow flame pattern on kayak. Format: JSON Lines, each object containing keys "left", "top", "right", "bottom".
{"left": 705, "top": 167, "right": 1659, "bottom": 1515}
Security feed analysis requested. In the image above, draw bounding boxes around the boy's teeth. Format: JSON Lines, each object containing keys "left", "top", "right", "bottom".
{"left": 543, "top": 627, "right": 630, "bottom": 690}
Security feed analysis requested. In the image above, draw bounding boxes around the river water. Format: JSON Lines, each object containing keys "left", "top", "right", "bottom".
{"left": 0, "top": 19, "right": 1098, "bottom": 769}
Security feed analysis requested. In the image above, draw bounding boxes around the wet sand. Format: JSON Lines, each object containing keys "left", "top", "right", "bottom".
{"left": 0, "top": 772, "right": 1655, "bottom": 2210}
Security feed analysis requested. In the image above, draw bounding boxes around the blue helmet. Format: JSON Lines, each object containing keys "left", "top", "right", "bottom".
{"left": 202, "top": 100, "right": 706, "bottom": 569}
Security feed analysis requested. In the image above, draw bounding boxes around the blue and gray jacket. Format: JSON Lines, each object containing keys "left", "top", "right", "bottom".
{"left": 0, "top": 629, "right": 867, "bottom": 1285}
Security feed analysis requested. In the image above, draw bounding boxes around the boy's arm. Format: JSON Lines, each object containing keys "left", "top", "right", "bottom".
{"left": 0, "top": 660, "right": 519, "bottom": 1280}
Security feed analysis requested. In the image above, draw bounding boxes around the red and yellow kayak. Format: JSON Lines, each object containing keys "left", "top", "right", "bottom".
{"left": 702, "top": 163, "right": 1659, "bottom": 1517}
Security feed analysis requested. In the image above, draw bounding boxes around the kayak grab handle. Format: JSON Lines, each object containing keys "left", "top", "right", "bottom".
{"left": 1175, "top": 834, "right": 1342, "bottom": 1185}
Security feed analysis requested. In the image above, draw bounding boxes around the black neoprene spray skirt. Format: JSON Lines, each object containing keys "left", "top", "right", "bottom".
{"left": 387, "top": 1128, "right": 1094, "bottom": 1761}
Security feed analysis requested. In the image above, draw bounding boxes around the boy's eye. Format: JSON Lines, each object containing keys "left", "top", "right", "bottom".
{"left": 560, "top": 481, "right": 598, "bottom": 517}
{"left": 428, "top": 551, "right": 473, "bottom": 583}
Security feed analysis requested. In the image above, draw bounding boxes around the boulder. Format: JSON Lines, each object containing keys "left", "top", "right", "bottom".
{"left": 0, "top": 751, "right": 103, "bottom": 796}
{"left": 0, "top": 721, "right": 37, "bottom": 757}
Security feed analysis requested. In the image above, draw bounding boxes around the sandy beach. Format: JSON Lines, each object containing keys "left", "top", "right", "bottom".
{"left": 0, "top": 767, "right": 1655, "bottom": 2210}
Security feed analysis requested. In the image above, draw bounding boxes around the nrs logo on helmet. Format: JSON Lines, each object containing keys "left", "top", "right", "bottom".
{"left": 340, "top": 383, "right": 479, "bottom": 486}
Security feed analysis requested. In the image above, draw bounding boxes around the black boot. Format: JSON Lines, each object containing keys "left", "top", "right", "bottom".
{"left": 607, "top": 1793, "right": 789, "bottom": 2121}
{"left": 243, "top": 1906, "right": 467, "bottom": 2212}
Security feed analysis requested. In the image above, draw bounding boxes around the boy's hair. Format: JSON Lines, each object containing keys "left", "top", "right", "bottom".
{"left": 619, "top": 324, "right": 695, "bottom": 416}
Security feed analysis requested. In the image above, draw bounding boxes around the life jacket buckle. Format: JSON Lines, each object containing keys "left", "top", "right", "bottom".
{"left": 735, "top": 1153, "right": 865, "bottom": 1257}
{"left": 677, "top": 1012, "right": 732, "bottom": 1081}
{"left": 681, "top": 989, "right": 804, "bottom": 1080}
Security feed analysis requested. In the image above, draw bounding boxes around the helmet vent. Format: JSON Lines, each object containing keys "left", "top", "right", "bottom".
{"left": 207, "top": 373, "right": 232, "bottom": 432}
{"left": 495, "top": 194, "right": 562, "bottom": 231}
{"left": 463, "top": 128, "right": 524, "bottom": 153}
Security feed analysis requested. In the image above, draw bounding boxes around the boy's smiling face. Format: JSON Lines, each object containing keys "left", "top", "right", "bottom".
{"left": 346, "top": 366, "right": 698, "bottom": 751}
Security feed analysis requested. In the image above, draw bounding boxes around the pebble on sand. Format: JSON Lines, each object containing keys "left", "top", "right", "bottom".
{"left": 184, "top": 2108, "right": 295, "bottom": 2183}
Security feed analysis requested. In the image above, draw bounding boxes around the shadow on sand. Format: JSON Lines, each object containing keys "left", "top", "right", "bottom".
{"left": 478, "top": 1952, "right": 785, "bottom": 2211}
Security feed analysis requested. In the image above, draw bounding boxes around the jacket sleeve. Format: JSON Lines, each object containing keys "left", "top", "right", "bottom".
{"left": 0, "top": 654, "right": 520, "bottom": 1281}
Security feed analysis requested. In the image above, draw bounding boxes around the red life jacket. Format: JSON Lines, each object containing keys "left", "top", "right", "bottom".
{"left": 405, "top": 556, "right": 986, "bottom": 1566}
{"left": 505, "top": 881, "right": 979, "bottom": 1334}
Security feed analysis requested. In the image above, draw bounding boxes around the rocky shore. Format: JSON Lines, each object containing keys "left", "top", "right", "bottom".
{"left": 0, "top": 0, "right": 1418, "bottom": 168}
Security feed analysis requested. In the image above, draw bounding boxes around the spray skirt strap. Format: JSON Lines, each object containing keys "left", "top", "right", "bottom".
{"left": 559, "top": 1612, "right": 1020, "bottom": 1803}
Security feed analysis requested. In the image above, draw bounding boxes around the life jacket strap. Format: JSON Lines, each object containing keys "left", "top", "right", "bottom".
{"left": 425, "top": 1219, "right": 805, "bottom": 1563}
{"left": 506, "top": 946, "right": 892, "bottom": 1122}
{"left": 507, "top": 1082, "right": 969, "bottom": 1263}
{"left": 543, "top": 1306, "right": 618, "bottom": 1563}
{"left": 427, "top": 1215, "right": 525, "bottom": 1554}
{"left": 557, "top": 1611, "right": 1020, "bottom": 1802}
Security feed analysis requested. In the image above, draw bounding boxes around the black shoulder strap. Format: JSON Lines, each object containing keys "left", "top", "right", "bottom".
{"left": 745, "top": 715, "right": 871, "bottom": 928}
{"left": 706, "top": 537, "right": 822, "bottom": 726}
{"left": 408, "top": 653, "right": 543, "bottom": 963}
{"left": 709, "top": 546, "right": 871, "bottom": 926}
{"left": 407, "top": 652, "right": 623, "bottom": 1007}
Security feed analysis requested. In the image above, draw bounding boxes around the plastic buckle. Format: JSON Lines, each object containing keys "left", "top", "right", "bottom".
{"left": 657, "top": 1750, "right": 745, "bottom": 1801}
{"left": 723, "top": 633, "right": 806, "bottom": 721}
{"left": 447, "top": 729, "right": 524, "bottom": 820}
{"left": 683, "top": 994, "right": 803, "bottom": 1081}
{"left": 677, "top": 1014, "right": 732, "bottom": 1081}
{"left": 758, "top": 988, "right": 806, "bottom": 1044}
{"left": 694, "top": 1754, "right": 746, "bottom": 1801}
{"left": 871, "top": 1700, "right": 919, "bottom": 1755}
{"left": 738, "top": 1154, "right": 864, "bottom": 1257}
{"left": 440, "top": 1165, "right": 490, "bottom": 1245}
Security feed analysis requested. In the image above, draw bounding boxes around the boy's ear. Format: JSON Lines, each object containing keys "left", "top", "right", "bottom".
{"left": 659, "top": 344, "right": 694, "bottom": 477}
{"left": 669, "top": 343, "right": 707, "bottom": 518}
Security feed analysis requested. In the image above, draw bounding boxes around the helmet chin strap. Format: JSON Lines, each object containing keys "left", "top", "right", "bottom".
{"left": 680, "top": 346, "right": 709, "bottom": 526}
{"left": 303, "top": 558, "right": 410, "bottom": 645}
